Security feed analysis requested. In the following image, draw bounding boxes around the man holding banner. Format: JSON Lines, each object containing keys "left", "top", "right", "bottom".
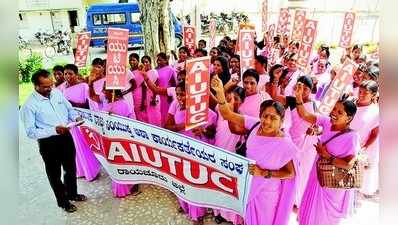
{"left": 21, "top": 70, "right": 87, "bottom": 213}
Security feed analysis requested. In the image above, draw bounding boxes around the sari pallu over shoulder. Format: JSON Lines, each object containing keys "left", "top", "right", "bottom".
{"left": 245, "top": 130, "right": 299, "bottom": 225}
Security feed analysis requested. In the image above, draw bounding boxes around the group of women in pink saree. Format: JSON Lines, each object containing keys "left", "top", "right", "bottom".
{"left": 51, "top": 34, "right": 379, "bottom": 225}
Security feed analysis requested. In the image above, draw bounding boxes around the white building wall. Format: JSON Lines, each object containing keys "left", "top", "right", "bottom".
{"left": 19, "top": 0, "right": 84, "bottom": 11}
{"left": 18, "top": 12, "right": 53, "bottom": 39}
{"left": 18, "top": 0, "right": 87, "bottom": 41}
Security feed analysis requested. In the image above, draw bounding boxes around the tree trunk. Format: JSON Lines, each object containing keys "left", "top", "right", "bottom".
{"left": 138, "top": 0, "right": 175, "bottom": 64}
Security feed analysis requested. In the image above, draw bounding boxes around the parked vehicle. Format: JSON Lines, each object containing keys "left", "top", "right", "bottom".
{"left": 86, "top": 3, "right": 183, "bottom": 49}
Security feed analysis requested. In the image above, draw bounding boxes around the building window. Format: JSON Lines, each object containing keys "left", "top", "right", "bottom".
{"left": 131, "top": 12, "right": 140, "bottom": 23}
{"left": 102, "top": 13, "right": 126, "bottom": 25}
{"left": 93, "top": 14, "right": 102, "bottom": 25}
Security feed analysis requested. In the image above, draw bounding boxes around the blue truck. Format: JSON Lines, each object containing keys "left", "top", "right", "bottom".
{"left": 86, "top": 2, "right": 183, "bottom": 49}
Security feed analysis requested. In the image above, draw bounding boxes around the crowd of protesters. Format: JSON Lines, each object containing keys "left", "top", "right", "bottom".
{"left": 21, "top": 29, "right": 379, "bottom": 225}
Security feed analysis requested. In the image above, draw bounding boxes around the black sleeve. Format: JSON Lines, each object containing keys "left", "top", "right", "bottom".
{"left": 255, "top": 39, "right": 265, "bottom": 49}
{"left": 285, "top": 96, "right": 297, "bottom": 111}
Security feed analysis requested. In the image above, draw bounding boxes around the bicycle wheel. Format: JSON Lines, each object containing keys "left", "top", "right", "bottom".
{"left": 44, "top": 46, "right": 56, "bottom": 58}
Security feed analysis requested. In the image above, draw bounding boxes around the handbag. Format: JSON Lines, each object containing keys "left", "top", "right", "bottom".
{"left": 235, "top": 122, "right": 260, "bottom": 157}
{"left": 316, "top": 129, "right": 363, "bottom": 189}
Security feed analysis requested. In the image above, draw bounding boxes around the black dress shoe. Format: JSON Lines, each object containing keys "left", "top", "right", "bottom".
{"left": 61, "top": 202, "right": 77, "bottom": 213}
{"left": 68, "top": 194, "right": 87, "bottom": 202}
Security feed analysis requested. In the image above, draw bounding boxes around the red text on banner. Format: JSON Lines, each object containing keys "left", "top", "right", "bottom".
{"left": 339, "top": 12, "right": 356, "bottom": 49}
{"left": 318, "top": 59, "right": 358, "bottom": 115}
{"left": 239, "top": 30, "right": 255, "bottom": 77}
{"left": 184, "top": 26, "right": 196, "bottom": 56}
{"left": 291, "top": 10, "right": 307, "bottom": 41}
{"left": 297, "top": 19, "right": 318, "bottom": 69}
{"left": 277, "top": 8, "right": 291, "bottom": 35}
{"left": 209, "top": 19, "right": 217, "bottom": 48}
{"left": 262, "top": 0, "right": 268, "bottom": 33}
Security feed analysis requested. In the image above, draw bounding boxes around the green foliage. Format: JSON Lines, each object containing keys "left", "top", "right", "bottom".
{"left": 18, "top": 53, "right": 43, "bottom": 83}
{"left": 330, "top": 43, "right": 338, "bottom": 49}
{"left": 79, "top": 65, "right": 91, "bottom": 77}
{"left": 362, "top": 42, "right": 378, "bottom": 54}
{"left": 314, "top": 41, "right": 338, "bottom": 50}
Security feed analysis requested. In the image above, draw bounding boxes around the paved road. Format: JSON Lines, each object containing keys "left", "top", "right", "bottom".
{"left": 19, "top": 115, "right": 379, "bottom": 225}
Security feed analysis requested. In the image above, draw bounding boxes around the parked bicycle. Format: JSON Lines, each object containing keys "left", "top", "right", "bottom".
{"left": 200, "top": 12, "right": 249, "bottom": 35}
{"left": 18, "top": 36, "right": 32, "bottom": 59}
{"left": 43, "top": 31, "right": 71, "bottom": 58}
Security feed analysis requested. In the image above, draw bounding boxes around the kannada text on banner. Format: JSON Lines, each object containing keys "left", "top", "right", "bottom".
{"left": 75, "top": 108, "right": 254, "bottom": 216}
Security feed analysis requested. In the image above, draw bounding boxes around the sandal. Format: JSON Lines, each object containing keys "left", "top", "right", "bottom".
{"left": 214, "top": 214, "right": 227, "bottom": 224}
{"left": 131, "top": 190, "right": 142, "bottom": 196}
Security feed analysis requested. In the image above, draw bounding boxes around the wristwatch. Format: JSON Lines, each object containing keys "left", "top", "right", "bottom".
{"left": 264, "top": 169, "right": 272, "bottom": 179}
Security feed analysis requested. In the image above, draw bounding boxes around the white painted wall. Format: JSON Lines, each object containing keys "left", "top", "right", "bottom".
{"left": 18, "top": 12, "right": 53, "bottom": 39}
{"left": 18, "top": 0, "right": 87, "bottom": 40}
{"left": 19, "top": 0, "right": 84, "bottom": 11}
{"left": 18, "top": 8, "right": 87, "bottom": 41}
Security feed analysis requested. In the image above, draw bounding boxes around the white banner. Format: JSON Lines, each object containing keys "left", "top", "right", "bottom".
{"left": 75, "top": 108, "right": 254, "bottom": 216}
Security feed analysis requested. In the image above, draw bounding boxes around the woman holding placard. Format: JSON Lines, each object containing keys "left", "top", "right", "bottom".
{"left": 164, "top": 81, "right": 217, "bottom": 225}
